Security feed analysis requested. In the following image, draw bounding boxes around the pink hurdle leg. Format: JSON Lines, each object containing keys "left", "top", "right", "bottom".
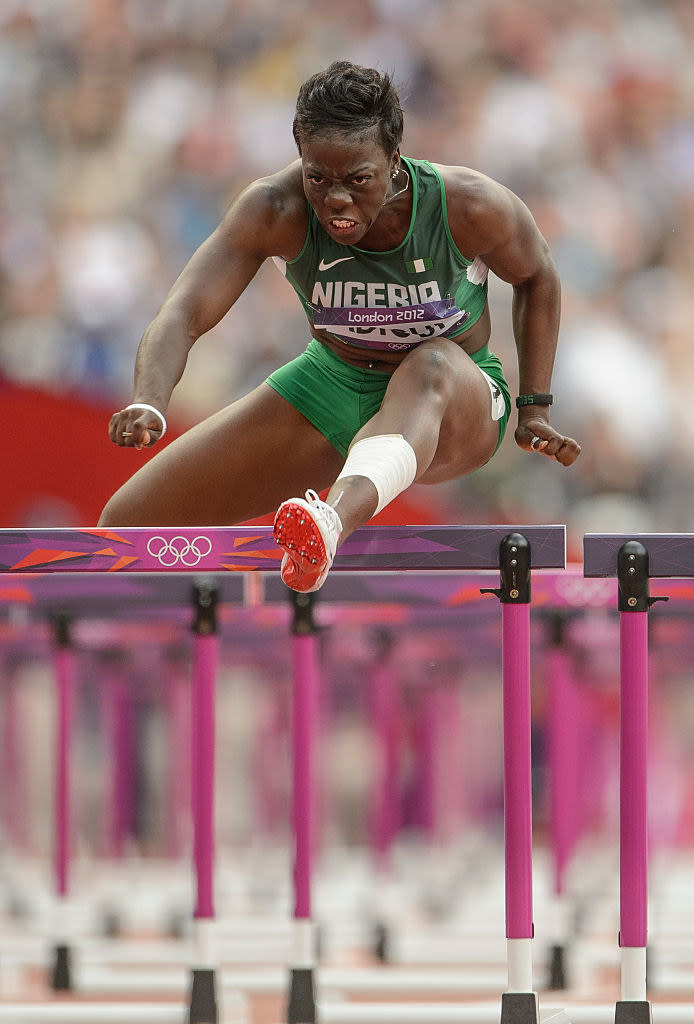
{"left": 367, "top": 631, "right": 399, "bottom": 963}
{"left": 192, "top": 634, "right": 216, "bottom": 922}
{"left": 288, "top": 591, "right": 319, "bottom": 1024}
{"left": 503, "top": 601, "right": 533, "bottom": 946}
{"left": 164, "top": 651, "right": 190, "bottom": 861}
{"left": 369, "top": 633, "right": 399, "bottom": 874}
{"left": 189, "top": 583, "right": 219, "bottom": 1024}
{"left": 2, "top": 660, "right": 24, "bottom": 851}
{"left": 102, "top": 667, "right": 134, "bottom": 861}
{"left": 97, "top": 655, "right": 134, "bottom": 938}
{"left": 486, "top": 533, "right": 540, "bottom": 1024}
{"left": 52, "top": 614, "right": 75, "bottom": 991}
{"left": 546, "top": 613, "right": 581, "bottom": 990}
{"left": 616, "top": 540, "right": 656, "bottom": 1024}
{"left": 415, "top": 689, "right": 437, "bottom": 837}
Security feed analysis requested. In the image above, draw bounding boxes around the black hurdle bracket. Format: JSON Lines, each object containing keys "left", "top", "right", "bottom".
{"left": 291, "top": 590, "right": 317, "bottom": 636}
{"left": 499, "top": 532, "right": 531, "bottom": 603}
{"left": 51, "top": 611, "right": 72, "bottom": 648}
{"left": 192, "top": 579, "right": 219, "bottom": 636}
{"left": 480, "top": 532, "right": 532, "bottom": 604}
{"left": 617, "top": 541, "right": 668, "bottom": 613}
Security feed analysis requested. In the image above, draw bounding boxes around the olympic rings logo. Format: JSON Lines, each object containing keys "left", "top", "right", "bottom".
{"left": 146, "top": 535, "right": 213, "bottom": 567}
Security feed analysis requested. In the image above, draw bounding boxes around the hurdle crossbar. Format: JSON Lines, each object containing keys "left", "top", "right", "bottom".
{"left": 584, "top": 532, "right": 694, "bottom": 578}
{"left": 0, "top": 525, "right": 566, "bottom": 574}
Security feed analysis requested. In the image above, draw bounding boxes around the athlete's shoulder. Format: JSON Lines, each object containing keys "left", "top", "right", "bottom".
{"left": 229, "top": 160, "right": 304, "bottom": 219}
{"left": 223, "top": 159, "right": 308, "bottom": 258}
{"left": 431, "top": 163, "right": 509, "bottom": 210}
{"left": 430, "top": 163, "right": 522, "bottom": 253}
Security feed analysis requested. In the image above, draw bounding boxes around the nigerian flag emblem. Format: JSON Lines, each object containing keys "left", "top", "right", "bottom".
{"left": 405, "top": 257, "right": 433, "bottom": 273}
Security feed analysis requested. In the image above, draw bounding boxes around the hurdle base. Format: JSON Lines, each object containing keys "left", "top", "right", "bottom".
{"left": 188, "top": 966, "right": 218, "bottom": 1024}
{"left": 501, "top": 991, "right": 540, "bottom": 1024}
{"left": 51, "top": 943, "right": 72, "bottom": 991}
{"left": 614, "top": 1000, "right": 652, "bottom": 1024}
{"left": 287, "top": 966, "right": 316, "bottom": 1024}
{"left": 548, "top": 944, "right": 568, "bottom": 991}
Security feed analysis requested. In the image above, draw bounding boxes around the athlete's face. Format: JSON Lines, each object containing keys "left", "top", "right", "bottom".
{"left": 299, "top": 128, "right": 399, "bottom": 245}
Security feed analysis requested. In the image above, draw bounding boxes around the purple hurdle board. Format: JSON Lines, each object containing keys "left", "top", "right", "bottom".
{"left": 0, "top": 524, "right": 565, "bottom": 1024}
{"left": 583, "top": 532, "right": 694, "bottom": 578}
{"left": 584, "top": 534, "right": 676, "bottom": 1024}
{"left": 0, "top": 524, "right": 565, "bottom": 575}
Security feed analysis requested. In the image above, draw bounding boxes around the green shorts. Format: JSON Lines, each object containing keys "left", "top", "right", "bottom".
{"left": 266, "top": 338, "right": 510, "bottom": 458}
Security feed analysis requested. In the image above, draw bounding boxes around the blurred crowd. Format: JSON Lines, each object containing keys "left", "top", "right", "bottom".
{"left": 1, "top": 0, "right": 694, "bottom": 538}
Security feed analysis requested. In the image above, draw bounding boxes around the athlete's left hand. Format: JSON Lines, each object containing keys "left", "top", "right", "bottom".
{"left": 515, "top": 420, "right": 581, "bottom": 466}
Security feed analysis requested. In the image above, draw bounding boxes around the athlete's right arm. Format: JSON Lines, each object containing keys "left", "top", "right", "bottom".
{"left": 109, "top": 163, "right": 307, "bottom": 447}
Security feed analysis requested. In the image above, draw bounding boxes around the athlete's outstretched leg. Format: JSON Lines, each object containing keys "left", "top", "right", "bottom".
{"left": 98, "top": 384, "right": 344, "bottom": 528}
{"left": 274, "top": 341, "right": 502, "bottom": 592}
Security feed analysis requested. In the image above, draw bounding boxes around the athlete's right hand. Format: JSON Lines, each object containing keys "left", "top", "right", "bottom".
{"left": 108, "top": 406, "right": 165, "bottom": 450}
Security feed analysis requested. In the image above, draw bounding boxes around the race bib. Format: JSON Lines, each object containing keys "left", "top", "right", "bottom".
{"left": 311, "top": 299, "right": 470, "bottom": 351}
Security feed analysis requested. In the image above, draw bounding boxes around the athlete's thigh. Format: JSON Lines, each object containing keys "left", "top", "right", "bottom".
{"left": 425, "top": 343, "right": 500, "bottom": 481}
{"left": 369, "top": 340, "right": 499, "bottom": 483}
{"left": 99, "top": 384, "right": 345, "bottom": 526}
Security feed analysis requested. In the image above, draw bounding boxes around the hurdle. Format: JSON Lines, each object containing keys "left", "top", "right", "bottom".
{"left": 0, "top": 524, "right": 565, "bottom": 1024}
{"left": 583, "top": 533, "right": 682, "bottom": 1024}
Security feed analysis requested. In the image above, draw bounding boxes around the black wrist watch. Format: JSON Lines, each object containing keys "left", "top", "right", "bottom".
{"left": 515, "top": 393, "right": 553, "bottom": 408}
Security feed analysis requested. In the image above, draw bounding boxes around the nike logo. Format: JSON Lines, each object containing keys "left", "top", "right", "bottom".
{"left": 318, "top": 256, "right": 355, "bottom": 271}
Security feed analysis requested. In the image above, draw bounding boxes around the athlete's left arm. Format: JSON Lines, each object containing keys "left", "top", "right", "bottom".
{"left": 444, "top": 168, "right": 580, "bottom": 467}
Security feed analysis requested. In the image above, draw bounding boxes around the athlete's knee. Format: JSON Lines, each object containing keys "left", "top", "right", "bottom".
{"left": 98, "top": 494, "right": 123, "bottom": 527}
{"left": 400, "top": 345, "right": 453, "bottom": 403}
{"left": 98, "top": 487, "right": 138, "bottom": 527}
{"left": 335, "top": 434, "right": 418, "bottom": 514}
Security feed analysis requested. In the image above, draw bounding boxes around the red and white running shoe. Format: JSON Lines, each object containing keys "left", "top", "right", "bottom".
{"left": 273, "top": 489, "right": 343, "bottom": 593}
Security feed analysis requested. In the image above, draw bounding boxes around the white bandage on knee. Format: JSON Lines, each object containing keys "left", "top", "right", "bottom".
{"left": 335, "top": 434, "right": 418, "bottom": 516}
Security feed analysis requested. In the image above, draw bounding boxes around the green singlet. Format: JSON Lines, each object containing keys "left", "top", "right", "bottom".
{"left": 267, "top": 156, "right": 510, "bottom": 456}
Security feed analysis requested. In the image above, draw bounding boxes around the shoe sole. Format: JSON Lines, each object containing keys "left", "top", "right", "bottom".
{"left": 273, "top": 501, "right": 328, "bottom": 591}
